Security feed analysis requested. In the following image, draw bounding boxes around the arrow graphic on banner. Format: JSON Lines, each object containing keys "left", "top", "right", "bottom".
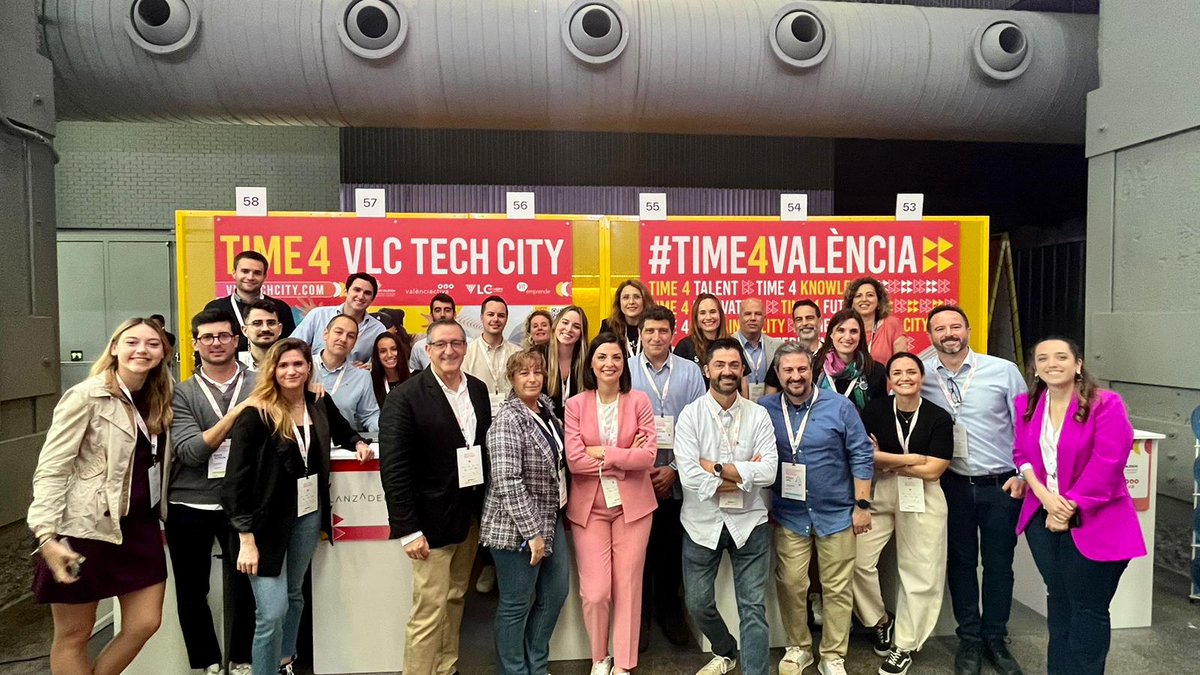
{"left": 922, "top": 237, "right": 954, "bottom": 272}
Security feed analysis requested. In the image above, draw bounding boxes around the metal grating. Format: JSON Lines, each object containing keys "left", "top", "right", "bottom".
{"left": 1013, "top": 239, "right": 1087, "bottom": 349}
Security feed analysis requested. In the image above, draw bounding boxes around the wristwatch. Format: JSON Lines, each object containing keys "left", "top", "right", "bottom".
{"left": 855, "top": 499, "right": 872, "bottom": 510}
{"left": 712, "top": 463, "right": 724, "bottom": 477}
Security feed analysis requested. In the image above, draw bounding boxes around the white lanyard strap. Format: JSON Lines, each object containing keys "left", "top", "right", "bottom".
{"left": 840, "top": 376, "right": 861, "bottom": 398}
{"left": 117, "top": 375, "right": 158, "bottom": 458}
{"left": 935, "top": 353, "right": 978, "bottom": 418}
{"left": 641, "top": 356, "right": 673, "bottom": 411}
{"left": 486, "top": 344, "right": 507, "bottom": 394}
{"left": 230, "top": 295, "right": 246, "bottom": 328}
{"left": 707, "top": 398, "right": 742, "bottom": 457}
{"left": 384, "top": 379, "right": 391, "bottom": 394}
{"left": 197, "top": 369, "right": 244, "bottom": 418}
{"left": 893, "top": 398, "right": 921, "bottom": 454}
{"left": 293, "top": 407, "right": 312, "bottom": 471}
{"left": 739, "top": 336, "right": 765, "bottom": 382}
{"left": 782, "top": 389, "right": 819, "bottom": 460}
{"left": 325, "top": 362, "right": 347, "bottom": 395}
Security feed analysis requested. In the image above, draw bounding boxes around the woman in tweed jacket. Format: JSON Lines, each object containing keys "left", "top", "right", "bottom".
{"left": 481, "top": 348, "right": 570, "bottom": 675}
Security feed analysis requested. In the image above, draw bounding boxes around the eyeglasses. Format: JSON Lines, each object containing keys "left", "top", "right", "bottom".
{"left": 197, "top": 333, "right": 236, "bottom": 346}
{"left": 428, "top": 339, "right": 467, "bottom": 351}
{"left": 248, "top": 319, "right": 280, "bottom": 328}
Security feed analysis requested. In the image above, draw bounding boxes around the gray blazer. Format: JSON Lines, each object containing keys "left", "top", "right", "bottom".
{"left": 479, "top": 393, "right": 565, "bottom": 554}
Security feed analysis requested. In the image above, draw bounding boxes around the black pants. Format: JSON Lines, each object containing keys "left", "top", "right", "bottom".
{"left": 941, "top": 473, "right": 1021, "bottom": 642}
{"left": 164, "top": 504, "right": 255, "bottom": 668}
{"left": 1025, "top": 510, "right": 1128, "bottom": 675}
{"left": 642, "top": 497, "right": 685, "bottom": 624}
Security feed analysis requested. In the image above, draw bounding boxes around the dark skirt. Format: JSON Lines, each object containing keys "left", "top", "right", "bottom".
{"left": 32, "top": 421, "right": 167, "bottom": 604}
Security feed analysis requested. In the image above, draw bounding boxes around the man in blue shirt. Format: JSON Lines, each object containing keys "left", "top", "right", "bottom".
{"left": 921, "top": 305, "right": 1026, "bottom": 675}
{"left": 291, "top": 272, "right": 386, "bottom": 366}
{"left": 314, "top": 314, "right": 380, "bottom": 433}
{"left": 629, "top": 305, "right": 707, "bottom": 647}
{"left": 762, "top": 342, "right": 874, "bottom": 675}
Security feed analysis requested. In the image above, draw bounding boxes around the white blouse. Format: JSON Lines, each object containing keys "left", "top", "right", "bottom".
{"left": 1039, "top": 401, "right": 1063, "bottom": 495}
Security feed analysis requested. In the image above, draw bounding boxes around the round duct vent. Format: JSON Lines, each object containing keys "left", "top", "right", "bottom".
{"left": 769, "top": 4, "right": 831, "bottom": 69}
{"left": 337, "top": 0, "right": 407, "bottom": 59}
{"left": 973, "top": 21, "right": 1031, "bottom": 81}
{"left": 562, "top": 1, "right": 629, "bottom": 65}
{"left": 125, "top": 0, "right": 199, "bottom": 54}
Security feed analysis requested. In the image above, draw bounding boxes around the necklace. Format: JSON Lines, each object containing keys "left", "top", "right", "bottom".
{"left": 896, "top": 409, "right": 915, "bottom": 424}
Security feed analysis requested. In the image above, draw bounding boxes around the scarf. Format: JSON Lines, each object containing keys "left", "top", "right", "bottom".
{"left": 820, "top": 351, "right": 868, "bottom": 411}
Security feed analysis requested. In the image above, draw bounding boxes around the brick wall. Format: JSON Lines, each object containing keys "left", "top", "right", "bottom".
{"left": 55, "top": 122, "right": 340, "bottom": 229}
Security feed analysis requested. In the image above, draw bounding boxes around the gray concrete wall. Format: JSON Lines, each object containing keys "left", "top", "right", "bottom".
{"left": 55, "top": 122, "right": 340, "bottom": 229}
{"left": 1086, "top": 4, "right": 1200, "bottom": 578}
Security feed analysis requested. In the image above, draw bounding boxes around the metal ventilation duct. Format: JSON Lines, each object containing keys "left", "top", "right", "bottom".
{"left": 42, "top": 0, "right": 1098, "bottom": 142}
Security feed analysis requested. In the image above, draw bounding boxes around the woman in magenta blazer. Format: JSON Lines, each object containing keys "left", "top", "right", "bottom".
{"left": 565, "top": 332, "right": 657, "bottom": 675}
{"left": 1013, "top": 337, "right": 1144, "bottom": 675}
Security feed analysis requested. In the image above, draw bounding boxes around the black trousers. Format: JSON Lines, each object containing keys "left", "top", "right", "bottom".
{"left": 642, "top": 497, "right": 685, "bottom": 623}
{"left": 940, "top": 473, "right": 1021, "bottom": 642}
{"left": 164, "top": 504, "right": 255, "bottom": 668}
{"left": 1025, "top": 510, "right": 1128, "bottom": 675}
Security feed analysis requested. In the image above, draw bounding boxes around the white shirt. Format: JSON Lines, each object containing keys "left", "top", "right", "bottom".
{"left": 408, "top": 337, "right": 431, "bottom": 372}
{"left": 462, "top": 337, "right": 521, "bottom": 396}
{"left": 674, "top": 393, "right": 779, "bottom": 549}
{"left": 1038, "top": 401, "right": 1062, "bottom": 494}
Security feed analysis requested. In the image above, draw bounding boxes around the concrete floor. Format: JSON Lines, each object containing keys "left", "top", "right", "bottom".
{"left": 1, "top": 572, "right": 1196, "bottom": 674}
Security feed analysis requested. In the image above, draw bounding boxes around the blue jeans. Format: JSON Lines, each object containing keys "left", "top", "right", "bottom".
{"left": 490, "top": 517, "right": 571, "bottom": 675}
{"left": 683, "top": 523, "right": 771, "bottom": 675}
{"left": 247, "top": 513, "right": 321, "bottom": 675}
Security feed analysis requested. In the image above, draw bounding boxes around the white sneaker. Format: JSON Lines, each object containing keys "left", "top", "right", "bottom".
{"left": 476, "top": 565, "right": 497, "bottom": 593}
{"left": 590, "top": 656, "right": 613, "bottom": 675}
{"left": 780, "top": 646, "right": 815, "bottom": 674}
{"left": 809, "top": 592, "right": 824, "bottom": 626}
{"left": 818, "top": 657, "right": 848, "bottom": 675}
{"left": 696, "top": 654, "right": 737, "bottom": 674}
{"left": 201, "top": 666, "right": 223, "bottom": 675}
{"left": 230, "top": 664, "right": 252, "bottom": 675}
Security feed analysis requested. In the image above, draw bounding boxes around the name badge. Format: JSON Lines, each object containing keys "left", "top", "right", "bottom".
{"left": 297, "top": 475, "right": 318, "bottom": 516}
{"left": 897, "top": 476, "right": 926, "bottom": 513}
{"left": 952, "top": 424, "right": 970, "bottom": 459}
{"left": 655, "top": 415, "right": 675, "bottom": 449}
{"left": 148, "top": 464, "right": 161, "bottom": 508}
{"left": 207, "top": 440, "right": 231, "bottom": 479}
{"left": 748, "top": 383, "right": 766, "bottom": 402}
{"left": 457, "top": 445, "right": 485, "bottom": 488}
{"left": 601, "top": 476, "right": 623, "bottom": 508}
{"left": 781, "top": 463, "right": 807, "bottom": 501}
{"left": 559, "top": 467, "right": 569, "bottom": 509}
{"left": 718, "top": 490, "right": 744, "bottom": 510}
{"left": 489, "top": 394, "right": 505, "bottom": 417}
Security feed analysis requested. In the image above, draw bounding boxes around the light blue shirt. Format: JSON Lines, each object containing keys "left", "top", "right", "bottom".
{"left": 921, "top": 349, "right": 1026, "bottom": 477}
{"left": 630, "top": 352, "right": 707, "bottom": 499}
{"left": 316, "top": 351, "right": 380, "bottom": 433}
{"left": 408, "top": 337, "right": 430, "bottom": 372}
{"left": 291, "top": 305, "right": 386, "bottom": 366}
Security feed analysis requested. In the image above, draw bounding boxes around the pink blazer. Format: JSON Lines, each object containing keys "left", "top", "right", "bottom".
{"left": 564, "top": 390, "right": 658, "bottom": 527}
{"left": 1013, "top": 390, "right": 1145, "bottom": 562}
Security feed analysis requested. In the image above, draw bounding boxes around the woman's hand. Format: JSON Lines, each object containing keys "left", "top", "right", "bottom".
{"left": 308, "top": 382, "right": 326, "bottom": 400}
{"left": 585, "top": 445, "right": 605, "bottom": 461}
{"left": 237, "top": 535, "right": 260, "bottom": 576}
{"left": 1045, "top": 512, "right": 1071, "bottom": 533}
{"left": 632, "top": 434, "right": 649, "bottom": 448}
{"left": 1035, "top": 484, "right": 1076, "bottom": 522}
{"left": 40, "top": 538, "right": 84, "bottom": 584}
{"left": 527, "top": 536, "right": 546, "bottom": 566}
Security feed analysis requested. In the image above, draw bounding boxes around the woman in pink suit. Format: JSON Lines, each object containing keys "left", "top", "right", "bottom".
{"left": 565, "top": 332, "right": 658, "bottom": 675}
{"left": 1013, "top": 337, "right": 1144, "bottom": 675}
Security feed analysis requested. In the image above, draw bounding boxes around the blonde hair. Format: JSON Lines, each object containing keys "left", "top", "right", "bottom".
{"left": 248, "top": 338, "right": 313, "bottom": 441}
{"left": 90, "top": 317, "right": 175, "bottom": 434}
{"left": 547, "top": 306, "right": 589, "bottom": 398}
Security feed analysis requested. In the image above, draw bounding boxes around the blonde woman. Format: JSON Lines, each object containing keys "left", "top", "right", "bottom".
{"left": 222, "top": 338, "right": 370, "bottom": 675}
{"left": 28, "top": 317, "right": 174, "bottom": 674}
{"left": 545, "top": 305, "right": 590, "bottom": 421}
{"left": 523, "top": 309, "right": 554, "bottom": 349}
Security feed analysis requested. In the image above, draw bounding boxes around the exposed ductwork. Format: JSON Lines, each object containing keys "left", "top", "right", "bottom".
{"left": 43, "top": 0, "right": 1097, "bottom": 142}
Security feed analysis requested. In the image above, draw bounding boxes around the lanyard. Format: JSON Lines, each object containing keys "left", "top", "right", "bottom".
{"left": 641, "top": 356, "right": 673, "bottom": 412}
{"left": 782, "top": 389, "right": 819, "bottom": 460}
{"left": 596, "top": 394, "right": 620, "bottom": 446}
{"left": 384, "top": 380, "right": 391, "bottom": 395}
{"left": 839, "top": 376, "right": 861, "bottom": 398}
{"left": 739, "top": 335, "right": 765, "bottom": 382}
{"left": 117, "top": 375, "right": 158, "bottom": 459}
{"left": 485, "top": 344, "right": 507, "bottom": 394}
{"left": 229, "top": 293, "right": 263, "bottom": 328}
{"left": 292, "top": 407, "right": 312, "bottom": 471}
{"left": 197, "top": 369, "right": 244, "bottom": 418}
{"left": 526, "top": 405, "right": 565, "bottom": 457}
{"left": 893, "top": 398, "right": 921, "bottom": 454}
{"left": 935, "top": 352, "right": 978, "bottom": 419}
{"left": 325, "top": 362, "right": 348, "bottom": 395}
{"left": 707, "top": 397, "right": 743, "bottom": 456}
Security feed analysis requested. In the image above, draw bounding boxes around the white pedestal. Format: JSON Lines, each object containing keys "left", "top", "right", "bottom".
{"left": 1012, "top": 430, "right": 1162, "bottom": 630}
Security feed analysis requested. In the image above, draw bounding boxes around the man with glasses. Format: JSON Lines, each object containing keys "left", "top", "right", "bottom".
{"left": 237, "top": 299, "right": 283, "bottom": 371}
{"left": 409, "top": 293, "right": 457, "bottom": 372}
{"left": 166, "top": 309, "right": 256, "bottom": 675}
{"left": 379, "top": 319, "right": 492, "bottom": 675}
{"left": 203, "top": 250, "right": 295, "bottom": 352}
{"left": 922, "top": 305, "right": 1027, "bottom": 675}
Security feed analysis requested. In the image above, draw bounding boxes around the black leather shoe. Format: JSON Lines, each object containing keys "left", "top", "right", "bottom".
{"left": 985, "top": 638, "right": 1023, "bottom": 675}
{"left": 954, "top": 640, "right": 983, "bottom": 675}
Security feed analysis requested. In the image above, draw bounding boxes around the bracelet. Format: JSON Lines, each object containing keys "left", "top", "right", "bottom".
{"left": 31, "top": 535, "right": 56, "bottom": 557}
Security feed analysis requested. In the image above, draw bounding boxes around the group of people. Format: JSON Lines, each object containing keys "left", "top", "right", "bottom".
{"left": 26, "top": 249, "right": 1144, "bottom": 675}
